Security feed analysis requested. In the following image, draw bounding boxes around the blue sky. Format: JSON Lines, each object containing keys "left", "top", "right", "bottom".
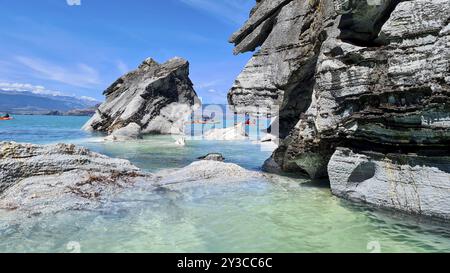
{"left": 0, "top": 0, "right": 254, "bottom": 103}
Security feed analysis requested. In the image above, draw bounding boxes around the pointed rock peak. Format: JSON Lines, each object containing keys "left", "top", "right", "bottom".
{"left": 163, "top": 57, "right": 189, "bottom": 68}
{"left": 83, "top": 55, "right": 199, "bottom": 137}
{"left": 139, "top": 57, "right": 160, "bottom": 69}
{"left": 160, "top": 57, "right": 190, "bottom": 75}
{"left": 167, "top": 56, "right": 187, "bottom": 63}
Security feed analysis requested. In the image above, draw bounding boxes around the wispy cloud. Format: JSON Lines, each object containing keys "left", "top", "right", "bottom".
{"left": 0, "top": 82, "right": 63, "bottom": 96}
{"left": 0, "top": 81, "right": 99, "bottom": 102}
{"left": 15, "top": 56, "right": 101, "bottom": 88}
{"left": 116, "top": 60, "right": 130, "bottom": 74}
{"left": 179, "top": 0, "right": 253, "bottom": 25}
{"left": 79, "top": 96, "right": 100, "bottom": 102}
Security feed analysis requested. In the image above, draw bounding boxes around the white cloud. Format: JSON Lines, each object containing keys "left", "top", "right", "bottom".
{"left": 0, "top": 82, "right": 100, "bottom": 102}
{"left": 180, "top": 0, "right": 253, "bottom": 25}
{"left": 0, "top": 82, "right": 63, "bottom": 96}
{"left": 208, "top": 89, "right": 217, "bottom": 93}
{"left": 15, "top": 56, "right": 101, "bottom": 88}
{"left": 80, "top": 96, "right": 100, "bottom": 102}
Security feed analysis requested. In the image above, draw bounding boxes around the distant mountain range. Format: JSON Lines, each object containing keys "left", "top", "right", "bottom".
{"left": 0, "top": 89, "right": 101, "bottom": 115}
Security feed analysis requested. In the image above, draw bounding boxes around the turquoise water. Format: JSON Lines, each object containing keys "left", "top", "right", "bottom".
{"left": 0, "top": 115, "right": 450, "bottom": 253}
{"left": 0, "top": 115, "right": 91, "bottom": 144}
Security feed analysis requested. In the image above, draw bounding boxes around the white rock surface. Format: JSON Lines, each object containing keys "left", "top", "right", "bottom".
{"left": 155, "top": 160, "right": 265, "bottom": 190}
{"left": 0, "top": 142, "right": 265, "bottom": 218}
{"left": 0, "top": 142, "right": 152, "bottom": 215}
{"left": 329, "top": 148, "right": 450, "bottom": 220}
{"left": 174, "top": 136, "right": 186, "bottom": 146}
{"left": 104, "top": 123, "right": 142, "bottom": 141}
{"left": 203, "top": 123, "right": 248, "bottom": 141}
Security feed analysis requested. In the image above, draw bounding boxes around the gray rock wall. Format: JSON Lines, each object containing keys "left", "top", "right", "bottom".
{"left": 230, "top": 0, "right": 450, "bottom": 219}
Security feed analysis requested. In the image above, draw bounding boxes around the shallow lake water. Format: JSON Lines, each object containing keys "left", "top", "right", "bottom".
{"left": 0, "top": 115, "right": 449, "bottom": 253}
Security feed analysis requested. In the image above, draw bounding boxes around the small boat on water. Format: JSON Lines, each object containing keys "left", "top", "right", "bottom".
{"left": 0, "top": 114, "right": 13, "bottom": 120}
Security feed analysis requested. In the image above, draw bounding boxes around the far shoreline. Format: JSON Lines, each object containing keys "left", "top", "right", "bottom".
{"left": 4, "top": 112, "right": 95, "bottom": 118}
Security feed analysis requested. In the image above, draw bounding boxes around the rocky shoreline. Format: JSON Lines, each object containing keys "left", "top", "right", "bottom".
{"left": 229, "top": 0, "right": 450, "bottom": 220}
{"left": 0, "top": 142, "right": 265, "bottom": 218}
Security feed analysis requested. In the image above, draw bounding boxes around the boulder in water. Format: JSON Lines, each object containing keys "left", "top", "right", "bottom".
{"left": 203, "top": 123, "right": 248, "bottom": 141}
{"left": 83, "top": 57, "right": 201, "bottom": 139}
{"left": 197, "top": 153, "right": 225, "bottom": 162}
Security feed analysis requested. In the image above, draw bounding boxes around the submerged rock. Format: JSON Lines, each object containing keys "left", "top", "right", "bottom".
{"left": 197, "top": 153, "right": 225, "bottom": 162}
{"left": 230, "top": 0, "right": 450, "bottom": 218}
{"left": 155, "top": 160, "right": 264, "bottom": 190}
{"left": 174, "top": 136, "right": 186, "bottom": 146}
{"left": 83, "top": 57, "right": 201, "bottom": 139}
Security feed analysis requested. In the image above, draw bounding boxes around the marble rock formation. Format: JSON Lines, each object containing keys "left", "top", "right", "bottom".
{"left": 83, "top": 57, "right": 201, "bottom": 140}
{"left": 0, "top": 142, "right": 266, "bottom": 218}
{"left": 0, "top": 142, "right": 151, "bottom": 215}
{"left": 329, "top": 148, "right": 450, "bottom": 220}
{"left": 230, "top": 0, "right": 450, "bottom": 219}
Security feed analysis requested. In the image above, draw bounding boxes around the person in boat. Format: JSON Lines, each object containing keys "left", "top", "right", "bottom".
{"left": 244, "top": 112, "right": 256, "bottom": 126}
{"left": 4, "top": 113, "right": 9, "bottom": 118}
{"left": 245, "top": 118, "right": 256, "bottom": 126}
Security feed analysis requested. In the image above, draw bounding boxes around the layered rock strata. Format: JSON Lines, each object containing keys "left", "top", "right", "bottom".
{"left": 229, "top": 0, "right": 450, "bottom": 219}
{"left": 83, "top": 57, "right": 200, "bottom": 139}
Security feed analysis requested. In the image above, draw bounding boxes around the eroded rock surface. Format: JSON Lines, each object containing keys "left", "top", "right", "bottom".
{"left": 155, "top": 160, "right": 265, "bottom": 190}
{"left": 329, "top": 148, "right": 450, "bottom": 220}
{"left": 230, "top": 0, "right": 450, "bottom": 218}
{"left": 83, "top": 57, "right": 200, "bottom": 139}
{"left": 0, "top": 142, "right": 265, "bottom": 218}
{"left": 0, "top": 142, "right": 151, "bottom": 215}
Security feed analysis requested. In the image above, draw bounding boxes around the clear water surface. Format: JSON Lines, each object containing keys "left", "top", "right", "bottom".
{"left": 0, "top": 115, "right": 449, "bottom": 253}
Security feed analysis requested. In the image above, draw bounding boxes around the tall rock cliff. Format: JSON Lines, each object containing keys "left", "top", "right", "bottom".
{"left": 83, "top": 57, "right": 200, "bottom": 139}
{"left": 229, "top": 0, "right": 450, "bottom": 220}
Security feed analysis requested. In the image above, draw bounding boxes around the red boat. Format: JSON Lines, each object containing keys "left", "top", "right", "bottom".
{"left": 0, "top": 117, "right": 13, "bottom": 121}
